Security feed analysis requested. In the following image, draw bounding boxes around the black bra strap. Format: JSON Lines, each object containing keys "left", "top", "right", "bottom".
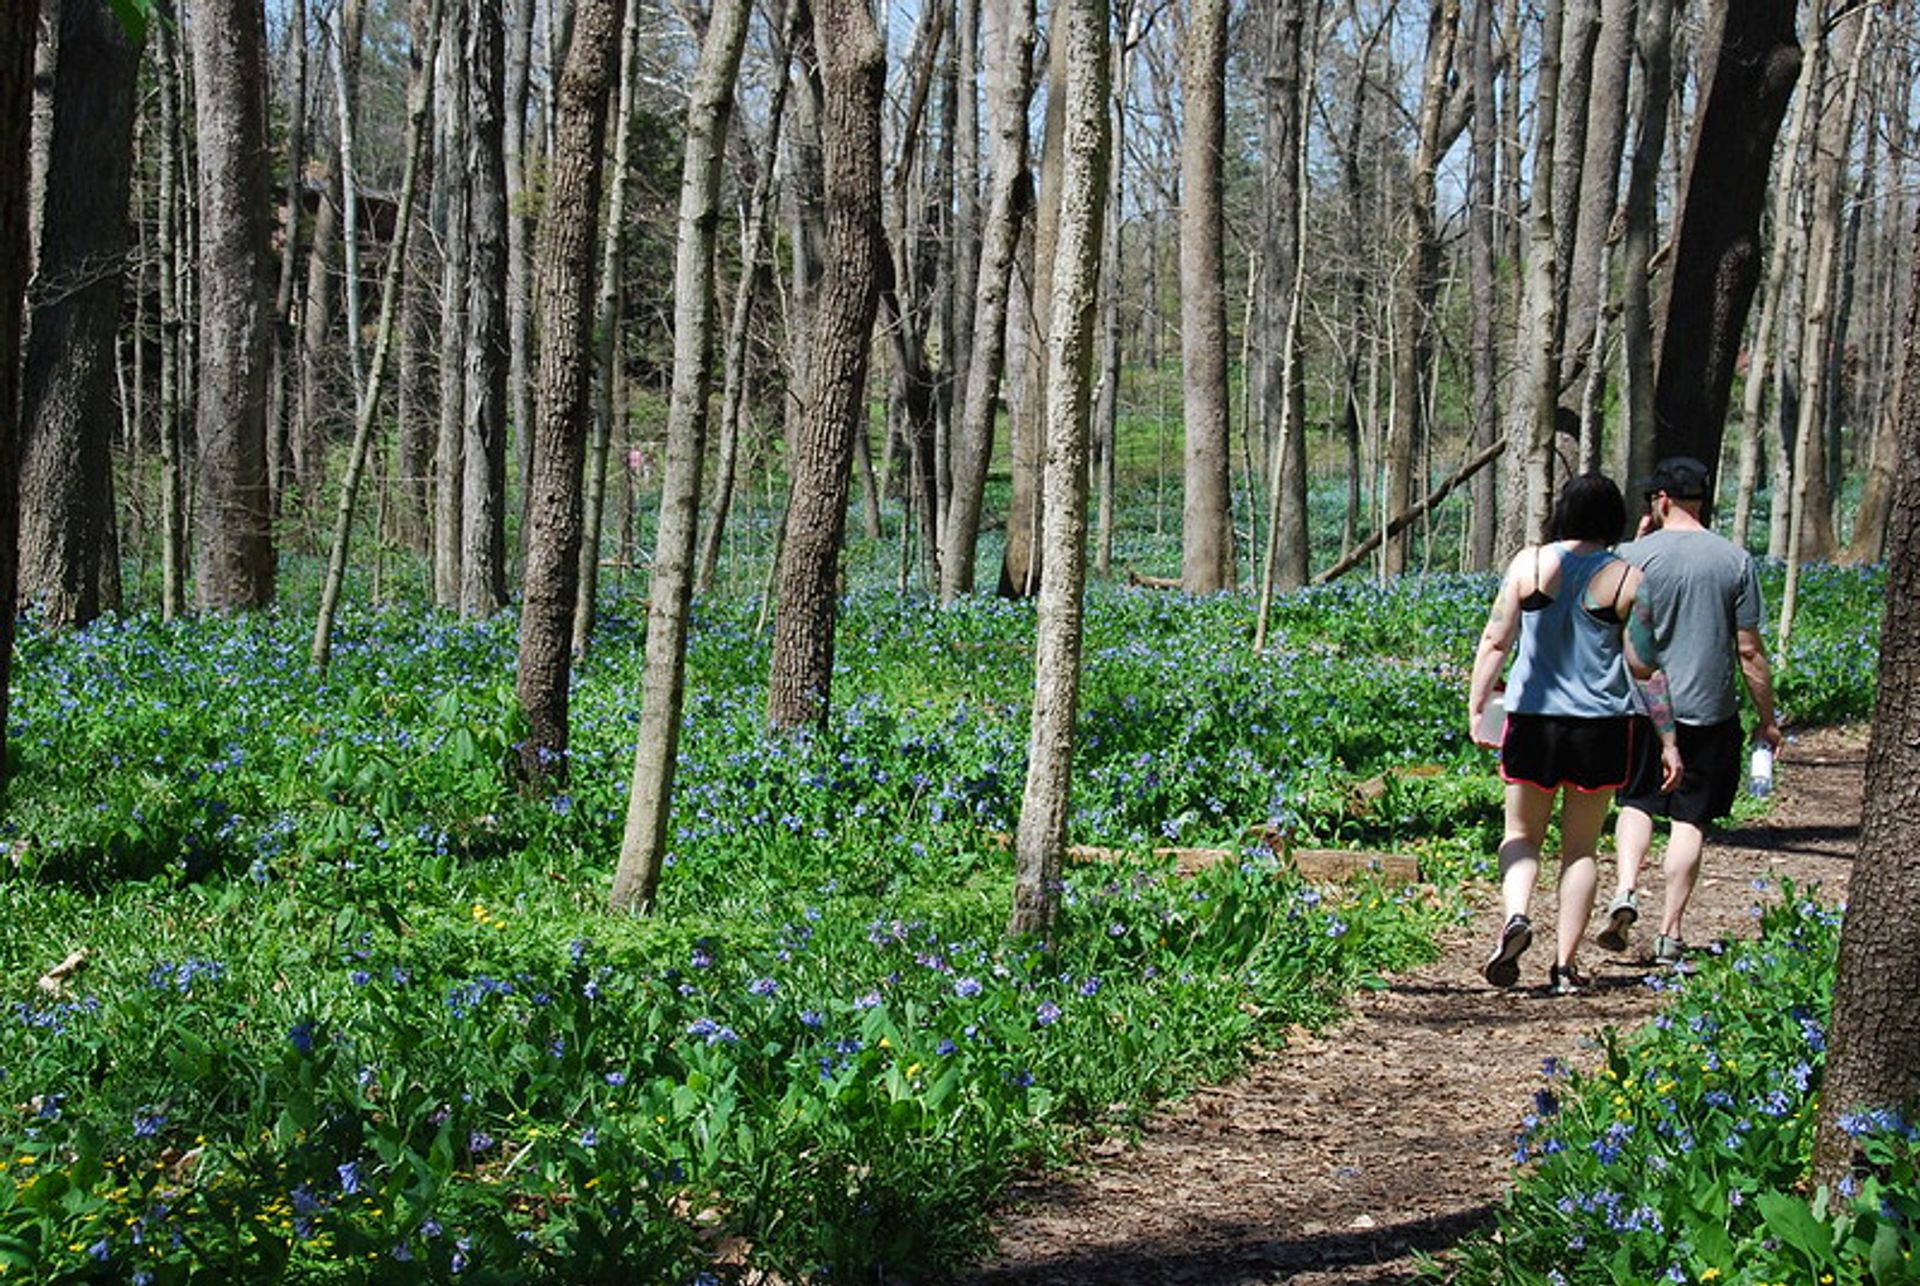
{"left": 1608, "top": 558, "right": 1632, "bottom": 618}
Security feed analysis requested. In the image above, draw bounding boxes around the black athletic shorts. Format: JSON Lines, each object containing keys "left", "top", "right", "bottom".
{"left": 1500, "top": 712, "right": 1634, "bottom": 793}
{"left": 1618, "top": 714, "right": 1742, "bottom": 825}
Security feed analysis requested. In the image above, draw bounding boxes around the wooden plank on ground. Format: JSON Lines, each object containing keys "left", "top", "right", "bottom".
{"left": 1055, "top": 839, "right": 1420, "bottom": 884}
{"left": 1285, "top": 848, "right": 1421, "bottom": 884}
{"left": 988, "top": 830, "right": 1421, "bottom": 884}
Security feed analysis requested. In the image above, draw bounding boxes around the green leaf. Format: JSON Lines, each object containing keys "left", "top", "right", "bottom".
{"left": 0, "top": 1233, "right": 36, "bottom": 1271}
{"left": 107, "top": 0, "right": 149, "bottom": 43}
{"left": 1868, "top": 1220, "right": 1909, "bottom": 1284}
{"left": 1756, "top": 1190, "right": 1837, "bottom": 1270}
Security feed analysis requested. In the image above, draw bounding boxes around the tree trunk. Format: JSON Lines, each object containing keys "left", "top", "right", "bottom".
{"left": 191, "top": 0, "right": 277, "bottom": 610}
{"left": 1090, "top": 6, "right": 1121, "bottom": 583}
{"left": 949, "top": 0, "right": 980, "bottom": 444}
{"left": 1562, "top": 0, "right": 1634, "bottom": 420}
{"left": 765, "top": 0, "right": 884, "bottom": 731}
{"left": 0, "top": 0, "right": 36, "bottom": 784}
{"left": 1651, "top": 0, "right": 1801, "bottom": 478}
{"left": 1617, "top": 0, "right": 1673, "bottom": 510}
{"left": 434, "top": 3, "right": 470, "bottom": 607}
{"left": 609, "top": 0, "right": 752, "bottom": 909}
{"left": 329, "top": 1, "right": 366, "bottom": 423}
{"left": 462, "top": 0, "right": 510, "bottom": 617}
{"left": 1782, "top": 2, "right": 1869, "bottom": 569}
{"left": 396, "top": 0, "right": 438, "bottom": 557}
{"left": 1777, "top": 4, "right": 1873, "bottom": 661}
{"left": 25, "top": 0, "right": 50, "bottom": 266}
{"left": 783, "top": 19, "right": 827, "bottom": 460}
{"left": 1257, "top": 0, "right": 1310, "bottom": 589}
{"left": 1383, "top": 0, "right": 1457, "bottom": 574}
{"left": 1000, "top": 11, "right": 1067, "bottom": 601}
{"left": 1768, "top": 277, "right": 1802, "bottom": 559}
{"left": 268, "top": 0, "right": 306, "bottom": 512}
{"left": 504, "top": 0, "right": 537, "bottom": 536}
{"left": 296, "top": 0, "right": 364, "bottom": 509}
{"left": 1178, "top": 0, "right": 1232, "bottom": 593}
{"left": 296, "top": 110, "right": 341, "bottom": 504}
{"left": 19, "top": 0, "right": 140, "bottom": 629}
{"left": 1466, "top": 0, "right": 1499, "bottom": 568}
{"left": 153, "top": 3, "right": 188, "bottom": 619}
{"left": 940, "top": 0, "right": 1035, "bottom": 601}
{"left": 1009, "top": 0, "right": 1107, "bottom": 942}
{"left": 515, "top": 0, "right": 626, "bottom": 780}
{"left": 1508, "top": 0, "right": 1563, "bottom": 545}
{"left": 1811, "top": 204, "right": 1920, "bottom": 1187}
{"left": 1731, "top": 38, "right": 1814, "bottom": 551}
{"left": 696, "top": 3, "right": 795, "bottom": 595}
{"left": 1333, "top": 11, "right": 1386, "bottom": 559}
{"left": 311, "top": 0, "right": 444, "bottom": 670}
{"left": 571, "top": 0, "right": 640, "bottom": 659}
{"left": 878, "top": 0, "right": 947, "bottom": 587}
{"left": 1549, "top": 0, "right": 1596, "bottom": 358}
{"left": 1846, "top": 315, "right": 1902, "bottom": 565}
{"left": 1092, "top": 3, "right": 1134, "bottom": 581}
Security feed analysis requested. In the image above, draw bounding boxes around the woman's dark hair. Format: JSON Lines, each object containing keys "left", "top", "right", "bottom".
{"left": 1547, "top": 473, "right": 1628, "bottom": 545}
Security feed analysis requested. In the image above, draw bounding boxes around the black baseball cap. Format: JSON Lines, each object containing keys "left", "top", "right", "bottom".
{"left": 1639, "top": 456, "right": 1711, "bottom": 500}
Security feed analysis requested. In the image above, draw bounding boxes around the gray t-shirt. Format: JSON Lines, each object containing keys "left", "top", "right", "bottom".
{"left": 1616, "top": 528, "right": 1764, "bottom": 725}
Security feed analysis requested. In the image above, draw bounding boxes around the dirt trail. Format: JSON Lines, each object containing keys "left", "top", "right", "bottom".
{"left": 955, "top": 726, "right": 1866, "bottom": 1286}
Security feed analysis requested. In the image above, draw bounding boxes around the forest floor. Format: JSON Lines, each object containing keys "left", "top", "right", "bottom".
{"left": 951, "top": 724, "right": 1867, "bottom": 1286}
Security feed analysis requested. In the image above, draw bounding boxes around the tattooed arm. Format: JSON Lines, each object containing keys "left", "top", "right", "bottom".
{"left": 1624, "top": 569, "right": 1684, "bottom": 791}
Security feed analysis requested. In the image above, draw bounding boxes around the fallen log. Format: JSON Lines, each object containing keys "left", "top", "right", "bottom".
{"left": 1315, "top": 437, "right": 1507, "bottom": 584}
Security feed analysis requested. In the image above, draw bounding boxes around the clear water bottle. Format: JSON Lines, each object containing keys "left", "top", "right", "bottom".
{"left": 1476, "top": 694, "right": 1506, "bottom": 747}
{"left": 1749, "top": 744, "right": 1775, "bottom": 797}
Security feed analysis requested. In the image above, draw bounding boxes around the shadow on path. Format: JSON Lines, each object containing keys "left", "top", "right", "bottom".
{"left": 1715, "top": 821, "right": 1859, "bottom": 859}
{"left": 955, "top": 1204, "right": 1498, "bottom": 1286}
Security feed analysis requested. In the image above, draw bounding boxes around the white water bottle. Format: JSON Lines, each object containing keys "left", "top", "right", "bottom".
{"left": 1749, "top": 744, "right": 1775, "bottom": 797}
{"left": 1477, "top": 694, "right": 1506, "bottom": 747}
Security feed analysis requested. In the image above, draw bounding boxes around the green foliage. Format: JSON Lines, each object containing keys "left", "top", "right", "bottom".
{"left": 0, "top": 563, "right": 1883, "bottom": 1281}
{"left": 106, "top": 0, "right": 152, "bottom": 43}
{"left": 1437, "top": 889, "right": 1920, "bottom": 1286}
{"left": 1760, "top": 561, "right": 1885, "bottom": 726}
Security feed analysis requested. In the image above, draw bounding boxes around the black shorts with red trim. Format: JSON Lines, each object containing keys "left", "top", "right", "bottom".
{"left": 1499, "top": 712, "right": 1634, "bottom": 794}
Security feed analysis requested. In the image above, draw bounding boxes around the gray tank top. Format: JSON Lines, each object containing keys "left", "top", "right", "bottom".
{"left": 1505, "top": 545, "right": 1633, "bottom": 719}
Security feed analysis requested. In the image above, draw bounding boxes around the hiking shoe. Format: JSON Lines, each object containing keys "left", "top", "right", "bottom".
{"left": 1653, "top": 934, "right": 1687, "bottom": 966}
{"left": 1483, "top": 914, "right": 1533, "bottom": 988}
{"left": 1596, "top": 890, "right": 1639, "bottom": 952}
{"left": 1548, "top": 963, "right": 1588, "bottom": 996}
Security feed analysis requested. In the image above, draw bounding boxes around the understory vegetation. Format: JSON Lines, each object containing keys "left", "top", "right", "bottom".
{"left": 0, "top": 560, "right": 1884, "bottom": 1282}
{"left": 1437, "top": 891, "right": 1920, "bottom": 1286}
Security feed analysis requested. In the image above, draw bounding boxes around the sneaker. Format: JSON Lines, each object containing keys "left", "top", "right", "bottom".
{"left": 1596, "top": 890, "right": 1639, "bottom": 952}
{"left": 1483, "top": 914, "right": 1533, "bottom": 988}
{"left": 1653, "top": 934, "right": 1687, "bottom": 966}
{"left": 1548, "top": 962, "right": 1588, "bottom": 995}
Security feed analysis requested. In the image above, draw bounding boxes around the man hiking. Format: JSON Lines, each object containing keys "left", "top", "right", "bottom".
{"left": 1599, "top": 456, "right": 1784, "bottom": 966}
